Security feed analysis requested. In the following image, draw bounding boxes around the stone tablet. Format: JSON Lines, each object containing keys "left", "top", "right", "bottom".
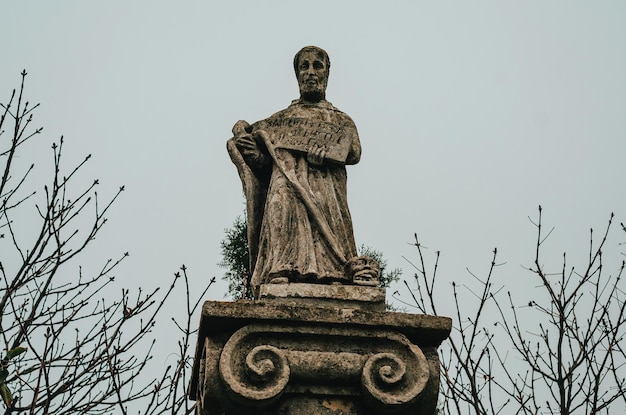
{"left": 252, "top": 117, "right": 357, "bottom": 163}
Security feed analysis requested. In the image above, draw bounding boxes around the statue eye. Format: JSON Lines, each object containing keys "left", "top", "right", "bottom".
{"left": 313, "top": 61, "right": 324, "bottom": 70}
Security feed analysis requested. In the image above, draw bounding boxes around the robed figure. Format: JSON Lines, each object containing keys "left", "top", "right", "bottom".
{"left": 227, "top": 46, "right": 378, "bottom": 296}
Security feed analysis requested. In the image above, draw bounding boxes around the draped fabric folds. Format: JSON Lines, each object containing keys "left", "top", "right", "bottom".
{"left": 228, "top": 99, "right": 361, "bottom": 294}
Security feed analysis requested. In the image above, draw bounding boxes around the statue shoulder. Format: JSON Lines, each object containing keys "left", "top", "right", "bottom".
{"left": 268, "top": 104, "right": 295, "bottom": 120}
{"left": 332, "top": 107, "right": 355, "bottom": 124}
{"left": 327, "top": 105, "right": 357, "bottom": 131}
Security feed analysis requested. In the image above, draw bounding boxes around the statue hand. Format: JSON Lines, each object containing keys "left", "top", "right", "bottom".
{"left": 235, "top": 129, "right": 271, "bottom": 159}
{"left": 235, "top": 134, "right": 258, "bottom": 153}
{"left": 233, "top": 121, "right": 260, "bottom": 153}
{"left": 307, "top": 145, "right": 326, "bottom": 166}
{"left": 233, "top": 127, "right": 270, "bottom": 170}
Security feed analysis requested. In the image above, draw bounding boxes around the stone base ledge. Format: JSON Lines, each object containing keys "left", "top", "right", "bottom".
{"left": 190, "top": 299, "right": 451, "bottom": 414}
{"left": 259, "top": 283, "right": 386, "bottom": 311}
{"left": 195, "top": 300, "right": 451, "bottom": 347}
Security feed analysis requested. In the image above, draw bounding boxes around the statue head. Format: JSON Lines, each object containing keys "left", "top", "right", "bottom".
{"left": 293, "top": 46, "right": 330, "bottom": 103}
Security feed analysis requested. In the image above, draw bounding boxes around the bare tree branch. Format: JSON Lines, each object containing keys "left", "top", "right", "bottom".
{"left": 400, "top": 206, "right": 626, "bottom": 415}
{"left": 1, "top": 72, "right": 213, "bottom": 414}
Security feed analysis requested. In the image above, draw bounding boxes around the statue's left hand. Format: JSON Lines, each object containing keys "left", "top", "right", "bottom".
{"left": 232, "top": 120, "right": 260, "bottom": 154}
{"left": 307, "top": 146, "right": 327, "bottom": 166}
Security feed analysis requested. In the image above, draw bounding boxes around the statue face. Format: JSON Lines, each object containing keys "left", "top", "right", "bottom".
{"left": 296, "top": 50, "right": 328, "bottom": 102}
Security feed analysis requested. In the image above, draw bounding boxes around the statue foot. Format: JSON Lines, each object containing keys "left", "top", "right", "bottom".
{"left": 353, "top": 273, "right": 379, "bottom": 286}
{"left": 269, "top": 277, "right": 289, "bottom": 284}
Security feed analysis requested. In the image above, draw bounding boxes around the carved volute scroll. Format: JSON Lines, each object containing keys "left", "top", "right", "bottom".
{"left": 362, "top": 349, "right": 430, "bottom": 413}
{"left": 219, "top": 339, "right": 290, "bottom": 406}
{"left": 210, "top": 323, "right": 432, "bottom": 413}
{"left": 191, "top": 298, "right": 452, "bottom": 414}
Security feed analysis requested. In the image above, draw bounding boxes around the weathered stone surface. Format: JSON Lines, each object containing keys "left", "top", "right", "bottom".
{"left": 259, "top": 283, "right": 386, "bottom": 311}
{"left": 190, "top": 299, "right": 451, "bottom": 414}
{"left": 194, "top": 46, "right": 452, "bottom": 415}
{"left": 228, "top": 46, "right": 380, "bottom": 294}
{"left": 193, "top": 300, "right": 451, "bottom": 347}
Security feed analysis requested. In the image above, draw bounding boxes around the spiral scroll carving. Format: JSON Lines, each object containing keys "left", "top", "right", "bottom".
{"left": 213, "top": 323, "right": 435, "bottom": 413}
{"left": 372, "top": 353, "right": 406, "bottom": 385}
{"left": 362, "top": 349, "right": 429, "bottom": 409}
{"left": 220, "top": 344, "right": 290, "bottom": 406}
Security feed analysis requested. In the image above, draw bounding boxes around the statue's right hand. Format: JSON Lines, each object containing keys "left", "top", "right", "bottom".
{"left": 234, "top": 134, "right": 258, "bottom": 153}
{"left": 232, "top": 120, "right": 251, "bottom": 136}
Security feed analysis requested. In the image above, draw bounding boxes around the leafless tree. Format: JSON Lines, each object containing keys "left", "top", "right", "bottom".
{"left": 1, "top": 71, "right": 211, "bottom": 414}
{"left": 397, "top": 206, "right": 626, "bottom": 415}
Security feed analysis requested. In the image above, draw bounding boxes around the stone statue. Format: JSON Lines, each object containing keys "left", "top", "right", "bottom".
{"left": 227, "top": 46, "right": 379, "bottom": 295}
{"left": 192, "top": 47, "right": 451, "bottom": 415}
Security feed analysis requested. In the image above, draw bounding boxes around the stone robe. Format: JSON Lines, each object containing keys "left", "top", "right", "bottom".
{"left": 228, "top": 99, "right": 361, "bottom": 293}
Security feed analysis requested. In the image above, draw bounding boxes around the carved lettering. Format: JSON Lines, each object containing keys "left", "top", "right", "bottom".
{"left": 252, "top": 117, "right": 357, "bottom": 163}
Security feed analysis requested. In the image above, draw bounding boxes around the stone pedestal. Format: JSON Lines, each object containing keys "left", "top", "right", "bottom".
{"left": 189, "top": 284, "right": 451, "bottom": 414}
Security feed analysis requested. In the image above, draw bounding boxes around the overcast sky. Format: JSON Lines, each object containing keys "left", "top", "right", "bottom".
{"left": 2, "top": 1, "right": 625, "bottom": 376}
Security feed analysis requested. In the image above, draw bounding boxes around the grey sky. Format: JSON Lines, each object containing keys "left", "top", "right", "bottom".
{"left": 2, "top": 0, "right": 625, "bottom": 352}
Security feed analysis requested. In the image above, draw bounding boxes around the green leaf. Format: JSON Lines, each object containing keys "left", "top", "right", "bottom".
{"left": 0, "top": 383, "right": 12, "bottom": 407}
{"left": 0, "top": 369, "right": 8, "bottom": 384}
{"left": 5, "top": 347, "right": 27, "bottom": 361}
